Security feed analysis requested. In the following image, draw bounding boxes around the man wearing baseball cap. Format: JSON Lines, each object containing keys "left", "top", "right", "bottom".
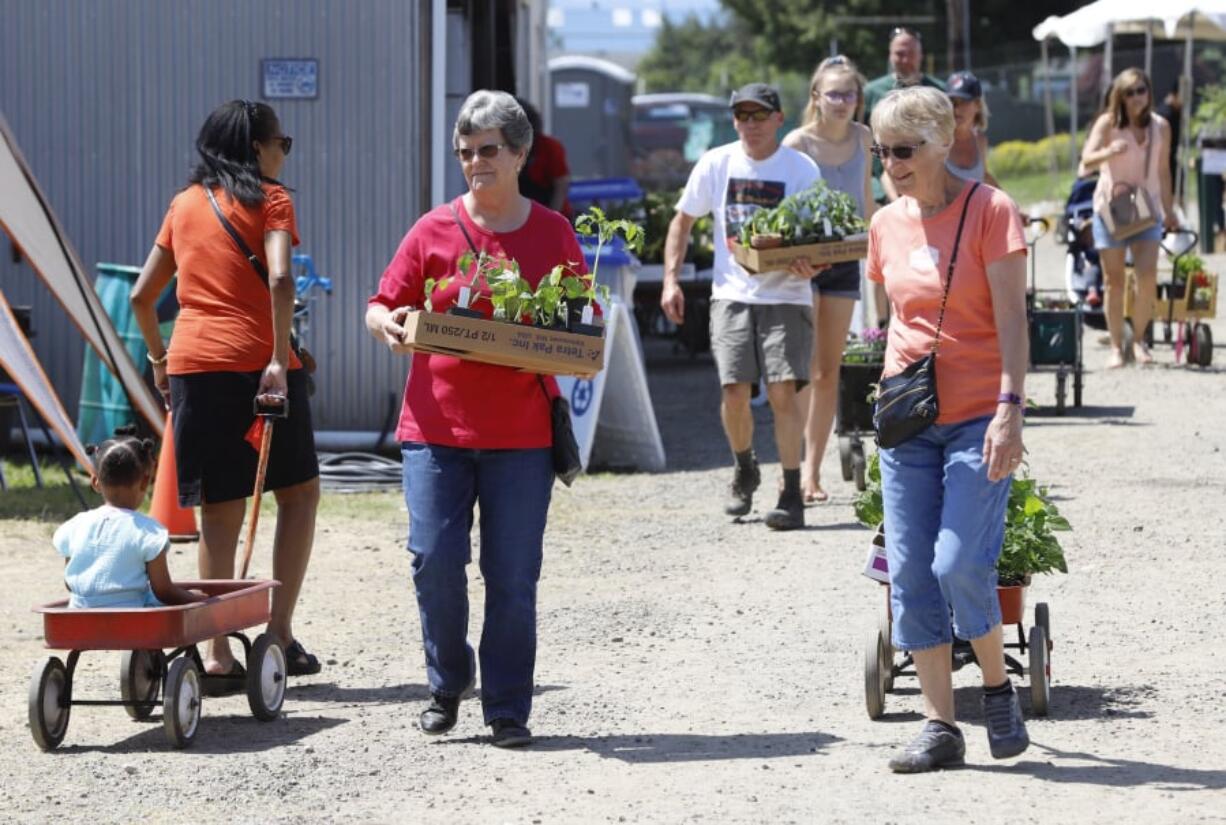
{"left": 660, "top": 82, "right": 825, "bottom": 531}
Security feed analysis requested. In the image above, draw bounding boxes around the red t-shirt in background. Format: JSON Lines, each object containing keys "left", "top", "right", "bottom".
{"left": 369, "top": 198, "right": 588, "bottom": 449}
{"left": 155, "top": 183, "right": 302, "bottom": 375}
{"left": 524, "top": 134, "right": 572, "bottom": 219}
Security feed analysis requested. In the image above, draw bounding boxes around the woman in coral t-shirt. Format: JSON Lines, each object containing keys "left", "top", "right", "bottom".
{"left": 131, "top": 100, "right": 322, "bottom": 688}
{"left": 366, "top": 91, "right": 587, "bottom": 749}
{"left": 866, "top": 87, "right": 1030, "bottom": 773}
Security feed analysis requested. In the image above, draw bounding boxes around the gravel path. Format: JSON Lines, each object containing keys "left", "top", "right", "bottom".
{"left": 2, "top": 239, "right": 1225, "bottom": 824}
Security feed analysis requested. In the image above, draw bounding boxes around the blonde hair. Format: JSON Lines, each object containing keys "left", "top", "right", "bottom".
{"left": 1104, "top": 67, "right": 1152, "bottom": 129}
{"left": 970, "top": 96, "right": 990, "bottom": 131}
{"left": 870, "top": 86, "right": 955, "bottom": 149}
{"left": 801, "top": 55, "right": 866, "bottom": 127}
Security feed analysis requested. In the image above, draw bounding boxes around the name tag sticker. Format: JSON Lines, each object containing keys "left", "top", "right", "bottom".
{"left": 909, "top": 246, "right": 940, "bottom": 271}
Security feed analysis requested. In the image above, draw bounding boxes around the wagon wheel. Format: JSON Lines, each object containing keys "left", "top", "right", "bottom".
{"left": 1028, "top": 625, "right": 1051, "bottom": 717}
{"left": 851, "top": 441, "right": 867, "bottom": 491}
{"left": 1195, "top": 324, "right": 1213, "bottom": 367}
{"left": 246, "top": 633, "right": 287, "bottom": 722}
{"left": 864, "top": 625, "right": 888, "bottom": 720}
{"left": 878, "top": 607, "right": 895, "bottom": 693}
{"left": 163, "top": 658, "right": 202, "bottom": 748}
{"left": 838, "top": 436, "right": 853, "bottom": 482}
{"left": 1034, "top": 602, "right": 1051, "bottom": 642}
{"left": 1055, "top": 369, "right": 1067, "bottom": 415}
{"left": 120, "top": 650, "right": 164, "bottom": 721}
{"left": 28, "top": 656, "right": 71, "bottom": 751}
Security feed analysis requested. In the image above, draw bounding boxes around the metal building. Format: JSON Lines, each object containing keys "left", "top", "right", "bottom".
{"left": 0, "top": 0, "right": 547, "bottom": 442}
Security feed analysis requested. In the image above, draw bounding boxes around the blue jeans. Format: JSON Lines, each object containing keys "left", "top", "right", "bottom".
{"left": 401, "top": 442, "right": 553, "bottom": 725}
{"left": 879, "top": 416, "right": 1010, "bottom": 651}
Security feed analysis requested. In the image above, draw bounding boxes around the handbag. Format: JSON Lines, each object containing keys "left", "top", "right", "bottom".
{"left": 448, "top": 202, "right": 583, "bottom": 485}
{"left": 203, "top": 186, "right": 317, "bottom": 378}
{"left": 873, "top": 182, "right": 980, "bottom": 449}
{"left": 1101, "top": 122, "right": 1159, "bottom": 241}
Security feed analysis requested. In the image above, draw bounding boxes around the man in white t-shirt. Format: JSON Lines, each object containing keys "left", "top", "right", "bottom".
{"left": 661, "top": 82, "right": 824, "bottom": 531}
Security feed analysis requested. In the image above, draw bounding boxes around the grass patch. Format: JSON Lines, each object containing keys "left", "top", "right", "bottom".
{"left": 0, "top": 458, "right": 98, "bottom": 522}
{"left": 996, "top": 170, "right": 1076, "bottom": 212}
{"left": 316, "top": 489, "right": 404, "bottom": 523}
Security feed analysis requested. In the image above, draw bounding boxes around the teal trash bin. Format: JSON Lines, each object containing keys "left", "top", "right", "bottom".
{"left": 77, "top": 263, "right": 147, "bottom": 445}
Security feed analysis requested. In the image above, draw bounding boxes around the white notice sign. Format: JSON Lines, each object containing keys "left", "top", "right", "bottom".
{"left": 262, "top": 59, "right": 319, "bottom": 100}
{"left": 555, "top": 82, "right": 591, "bottom": 109}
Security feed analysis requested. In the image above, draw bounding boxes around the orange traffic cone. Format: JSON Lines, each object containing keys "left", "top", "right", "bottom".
{"left": 150, "top": 411, "right": 199, "bottom": 542}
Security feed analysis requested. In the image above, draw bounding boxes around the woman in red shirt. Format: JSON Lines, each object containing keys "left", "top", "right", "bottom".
{"left": 366, "top": 91, "right": 586, "bottom": 748}
{"left": 132, "top": 100, "right": 322, "bottom": 689}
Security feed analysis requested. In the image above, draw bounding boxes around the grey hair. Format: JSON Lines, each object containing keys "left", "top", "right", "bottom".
{"left": 452, "top": 90, "right": 534, "bottom": 151}
{"left": 870, "top": 86, "right": 955, "bottom": 152}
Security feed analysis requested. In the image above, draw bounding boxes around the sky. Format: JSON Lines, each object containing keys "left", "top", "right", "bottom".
{"left": 548, "top": 0, "right": 724, "bottom": 58}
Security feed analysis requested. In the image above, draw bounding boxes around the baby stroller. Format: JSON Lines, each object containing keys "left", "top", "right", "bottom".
{"left": 1057, "top": 175, "right": 1107, "bottom": 331}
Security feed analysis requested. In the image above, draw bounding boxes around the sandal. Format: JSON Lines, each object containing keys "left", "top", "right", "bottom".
{"left": 201, "top": 661, "right": 246, "bottom": 697}
{"left": 286, "top": 640, "right": 322, "bottom": 676}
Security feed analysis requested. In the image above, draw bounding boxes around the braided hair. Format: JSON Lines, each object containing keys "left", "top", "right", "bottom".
{"left": 85, "top": 425, "right": 156, "bottom": 488}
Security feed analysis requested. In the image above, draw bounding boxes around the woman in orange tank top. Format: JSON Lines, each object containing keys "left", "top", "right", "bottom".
{"left": 1081, "top": 69, "right": 1177, "bottom": 368}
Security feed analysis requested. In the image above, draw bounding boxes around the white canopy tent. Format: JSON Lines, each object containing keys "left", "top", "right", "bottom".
{"left": 1033, "top": 1, "right": 1226, "bottom": 193}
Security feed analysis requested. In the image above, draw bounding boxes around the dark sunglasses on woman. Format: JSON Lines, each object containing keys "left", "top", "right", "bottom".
{"left": 453, "top": 143, "right": 507, "bottom": 162}
{"left": 272, "top": 135, "right": 293, "bottom": 155}
{"left": 871, "top": 141, "right": 926, "bottom": 161}
{"left": 1124, "top": 85, "right": 1148, "bottom": 99}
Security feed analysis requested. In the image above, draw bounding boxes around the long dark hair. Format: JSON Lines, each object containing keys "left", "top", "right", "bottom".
{"left": 187, "top": 100, "right": 281, "bottom": 207}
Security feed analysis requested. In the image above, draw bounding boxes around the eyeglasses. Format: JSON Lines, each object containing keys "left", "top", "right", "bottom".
{"left": 821, "top": 90, "right": 857, "bottom": 104}
{"left": 453, "top": 143, "right": 507, "bottom": 162}
{"left": 733, "top": 109, "right": 773, "bottom": 123}
{"left": 271, "top": 135, "right": 293, "bottom": 155}
{"left": 823, "top": 55, "right": 849, "bottom": 67}
{"left": 871, "top": 141, "right": 926, "bottom": 161}
{"left": 1124, "top": 85, "right": 1149, "bottom": 99}
{"left": 891, "top": 26, "right": 921, "bottom": 42}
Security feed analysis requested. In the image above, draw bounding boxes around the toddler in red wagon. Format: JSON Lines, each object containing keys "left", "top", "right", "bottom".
{"left": 54, "top": 430, "right": 205, "bottom": 609}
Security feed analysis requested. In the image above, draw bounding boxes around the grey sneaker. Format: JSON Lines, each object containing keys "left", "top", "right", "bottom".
{"left": 983, "top": 682, "right": 1030, "bottom": 759}
{"left": 888, "top": 721, "right": 966, "bottom": 773}
{"left": 724, "top": 461, "right": 761, "bottom": 517}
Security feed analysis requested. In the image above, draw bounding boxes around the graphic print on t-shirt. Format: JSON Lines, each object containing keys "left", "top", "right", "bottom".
{"left": 724, "top": 178, "right": 786, "bottom": 239}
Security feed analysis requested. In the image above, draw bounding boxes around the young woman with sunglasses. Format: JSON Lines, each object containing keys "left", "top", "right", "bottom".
{"left": 366, "top": 91, "right": 589, "bottom": 748}
{"left": 131, "top": 99, "right": 323, "bottom": 687}
{"left": 783, "top": 56, "right": 875, "bottom": 504}
{"left": 867, "top": 86, "right": 1031, "bottom": 773}
{"left": 1081, "top": 68, "right": 1177, "bottom": 368}
{"left": 944, "top": 71, "right": 1000, "bottom": 189}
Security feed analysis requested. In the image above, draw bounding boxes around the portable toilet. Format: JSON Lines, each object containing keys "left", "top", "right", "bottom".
{"left": 548, "top": 55, "right": 635, "bottom": 180}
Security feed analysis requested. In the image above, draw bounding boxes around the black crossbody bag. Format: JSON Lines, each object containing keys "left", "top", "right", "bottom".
{"left": 447, "top": 202, "right": 583, "bottom": 486}
{"left": 203, "top": 186, "right": 316, "bottom": 383}
{"left": 873, "top": 182, "right": 980, "bottom": 448}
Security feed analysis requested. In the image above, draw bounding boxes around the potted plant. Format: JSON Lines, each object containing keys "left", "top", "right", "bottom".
{"left": 855, "top": 453, "right": 1070, "bottom": 623}
{"left": 734, "top": 180, "right": 867, "bottom": 271}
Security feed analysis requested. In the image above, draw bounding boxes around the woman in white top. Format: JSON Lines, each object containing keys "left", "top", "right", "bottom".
{"left": 944, "top": 71, "right": 1000, "bottom": 188}
{"left": 1081, "top": 68, "right": 1177, "bottom": 368}
{"left": 783, "top": 55, "right": 875, "bottom": 503}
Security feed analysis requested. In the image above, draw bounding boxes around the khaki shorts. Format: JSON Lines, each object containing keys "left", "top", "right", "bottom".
{"left": 709, "top": 300, "right": 813, "bottom": 388}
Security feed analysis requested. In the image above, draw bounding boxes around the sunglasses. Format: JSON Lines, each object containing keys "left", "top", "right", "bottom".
{"left": 271, "top": 135, "right": 293, "bottom": 155}
{"left": 1124, "top": 85, "right": 1149, "bottom": 99}
{"left": 733, "top": 109, "right": 773, "bottom": 123}
{"left": 871, "top": 141, "right": 926, "bottom": 161}
{"left": 821, "top": 90, "right": 857, "bottom": 104}
{"left": 453, "top": 143, "right": 507, "bottom": 162}
{"left": 891, "top": 26, "right": 921, "bottom": 42}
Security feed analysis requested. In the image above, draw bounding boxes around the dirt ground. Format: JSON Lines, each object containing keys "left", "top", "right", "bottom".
{"left": 2, "top": 238, "right": 1225, "bottom": 824}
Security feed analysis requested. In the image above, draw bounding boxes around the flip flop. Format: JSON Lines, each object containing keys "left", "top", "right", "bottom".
{"left": 804, "top": 486, "right": 829, "bottom": 504}
{"left": 286, "top": 640, "right": 322, "bottom": 676}
{"left": 201, "top": 661, "right": 246, "bottom": 697}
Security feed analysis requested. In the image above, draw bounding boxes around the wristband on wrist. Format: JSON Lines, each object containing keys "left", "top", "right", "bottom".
{"left": 997, "top": 392, "right": 1023, "bottom": 406}
{"left": 147, "top": 350, "right": 168, "bottom": 367}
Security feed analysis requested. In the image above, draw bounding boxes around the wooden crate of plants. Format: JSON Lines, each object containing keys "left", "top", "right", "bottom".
{"left": 733, "top": 180, "right": 868, "bottom": 274}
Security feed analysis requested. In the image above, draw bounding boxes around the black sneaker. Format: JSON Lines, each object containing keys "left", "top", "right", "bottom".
{"left": 489, "top": 718, "right": 533, "bottom": 748}
{"left": 983, "top": 682, "right": 1030, "bottom": 759}
{"left": 724, "top": 461, "right": 761, "bottom": 517}
{"left": 764, "top": 490, "right": 804, "bottom": 530}
{"left": 419, "top": 693, "right": 461, "bottom": 735}
{"left": 888, "top": 720, "right": 966, "bottom": 773}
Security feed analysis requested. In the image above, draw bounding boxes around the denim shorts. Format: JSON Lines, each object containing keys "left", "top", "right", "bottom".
{"left": 879, "top": 415, "right": 1011, "bottom": 651}
{"left": 1091, "top": 212, "right": 1163, "bottom": 250}
{"left": 811, "top": 260, "right": 862, "bottom": 299}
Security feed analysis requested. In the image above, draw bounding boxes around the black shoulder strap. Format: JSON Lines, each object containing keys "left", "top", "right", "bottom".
{"left": 448, "top": 201, "right": 481, "bottom": 256}
{"left": 203, "top": 185, "right": 269, "bottom": 286}
{"left": 931, "top": 181, "right": 981, "bottom": 351}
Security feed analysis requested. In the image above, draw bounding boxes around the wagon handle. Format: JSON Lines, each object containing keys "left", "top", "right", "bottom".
{"left": 237, "top": 398, "right": 286, "bottom": 579}
{"left": 1160, "top": 228, "right": 1199, "bottom": 263}
{"left": 1024, "top": 215, "right": 1050, "bottom": 244}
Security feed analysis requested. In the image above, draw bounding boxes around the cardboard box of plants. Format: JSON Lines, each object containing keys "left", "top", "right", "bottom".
{"left": 732, "top": 180, "right": 868, "bottom": 274}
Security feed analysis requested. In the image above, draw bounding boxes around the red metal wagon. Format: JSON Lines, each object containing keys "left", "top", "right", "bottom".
{"left": 29, "top": 579, "right": 286, "bottom": 750}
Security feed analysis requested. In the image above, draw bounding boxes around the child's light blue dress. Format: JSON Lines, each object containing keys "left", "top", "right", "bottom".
{"left": 54, "top": 505, "right": 170, "bottom": 608}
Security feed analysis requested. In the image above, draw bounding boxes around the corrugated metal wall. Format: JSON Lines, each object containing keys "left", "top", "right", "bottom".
{"left": 0, "top": 0, "right": 432, "bottom": 432}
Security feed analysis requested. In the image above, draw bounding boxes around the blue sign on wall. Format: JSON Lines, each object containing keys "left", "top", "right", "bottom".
{"left": 261, "top": 58, "right": 319, "bottom": 100}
